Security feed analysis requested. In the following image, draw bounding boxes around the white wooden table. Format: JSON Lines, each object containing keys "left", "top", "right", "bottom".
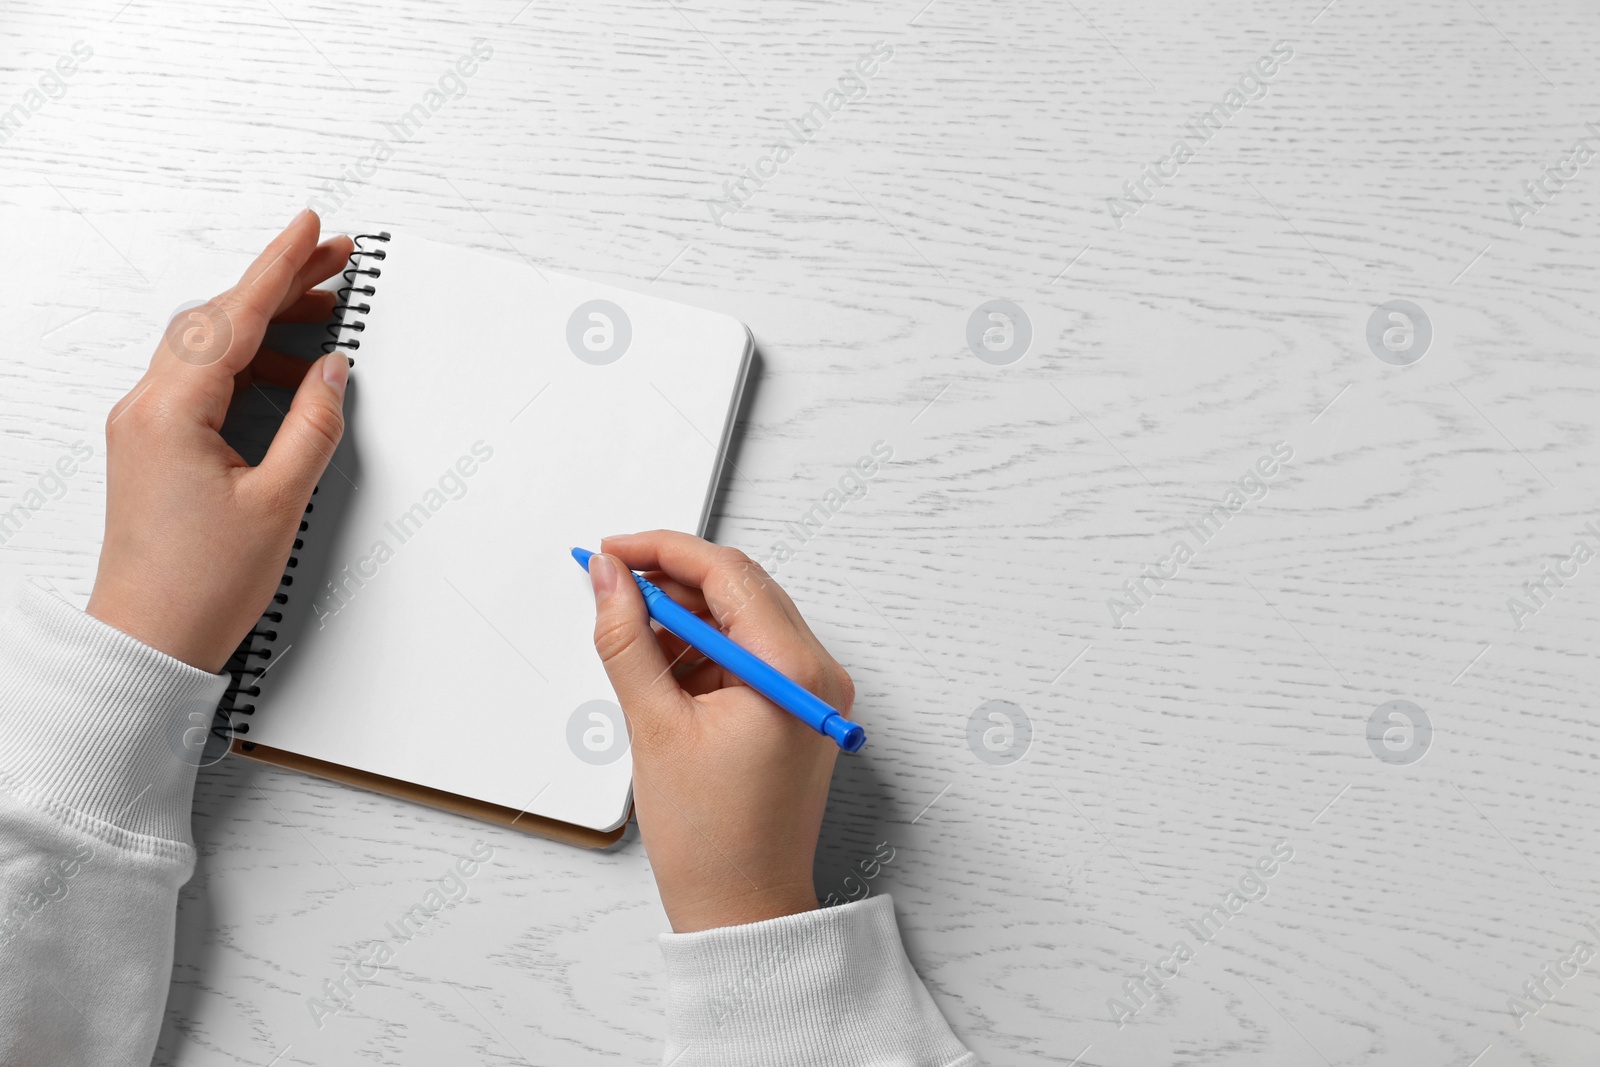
{"left": 3, "top": 0, "right": 1599, "bottom": 1063}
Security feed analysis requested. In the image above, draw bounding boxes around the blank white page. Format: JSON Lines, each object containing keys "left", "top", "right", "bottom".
{"left": 239, "top": 233, "right": 752, "bottom": 831}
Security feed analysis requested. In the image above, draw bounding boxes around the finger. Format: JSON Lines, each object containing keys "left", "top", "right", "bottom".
{"left": 252, "top": 352, "right": 348, "bottom": 510}
{"left": 247, "top": 347, "right": 316, "bottom": 391}
{"left": 236, "top": 209, "right": 322, "bottom": 292}
{"left": 202, "top": 210, "right": 324, "bottom": 376}
{"left": 651, "top": 624, "right": 713, "bottom": 675}
{"left": 603, "top": 531, "right": 853, "bottom": 710}
{"left": 273, "top": 288, "right": 338, "bottom": 324}
{"left": 588, "top": 553, "right": 688, "bottom": 741}
{"left": 276, "top": 236, "right": 353, "bottom": 318}
{"left": 642, "top": 571, "right": 709, "bottom": 614}
{"left": 601, "top": 531, "right": 802, "bottom": 638}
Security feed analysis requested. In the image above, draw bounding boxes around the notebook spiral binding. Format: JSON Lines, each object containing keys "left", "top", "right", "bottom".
{"left": 322, "top": 230, "right": 392, "bottom": 360}
{"left": 212, "top": 232, "right": 391, "bottom": 742}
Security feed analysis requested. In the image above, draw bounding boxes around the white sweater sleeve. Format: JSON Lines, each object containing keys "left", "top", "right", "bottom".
{"left": 0, "top": 582, "right": 226, "bottom": 1067}
{"left": 0, "top": 582, "right": 975, "bottom": 1067}
{"left": 659, "top": 894, "right": 977, "bottom": 1066}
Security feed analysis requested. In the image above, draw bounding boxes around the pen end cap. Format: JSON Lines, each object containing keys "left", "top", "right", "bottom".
{"left": 825, "top": 717, "right": 867, "bottom": 754}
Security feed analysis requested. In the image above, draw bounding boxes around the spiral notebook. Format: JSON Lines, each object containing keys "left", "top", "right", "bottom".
{"left": 222, "top": 232, "right": 753, "bottom": 848}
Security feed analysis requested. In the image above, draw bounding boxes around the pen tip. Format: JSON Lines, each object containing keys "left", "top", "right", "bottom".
{"left": 571, "top": 547, "right": 594, "bottom": 570}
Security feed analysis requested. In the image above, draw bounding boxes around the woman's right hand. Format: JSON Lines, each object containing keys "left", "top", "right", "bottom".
{"left": 584, "top": 531, "right": 856, "bottom": 933}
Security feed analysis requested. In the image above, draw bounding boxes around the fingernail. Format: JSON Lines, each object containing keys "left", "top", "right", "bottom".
{"left": 323, "top": 352, "right": 349, "bottom": 399}
{"left": 291, "top": 207, "right": 313, "bottom": 226}
{"left": 589, "top": 554, "right": 618, "bottom": 604}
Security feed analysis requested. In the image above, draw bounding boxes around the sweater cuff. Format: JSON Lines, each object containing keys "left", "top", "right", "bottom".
{"left": 659, "top": 895, "right": 975, "bottom": 1067}
{"left": 0, "top": 582, "right": 227, "bottom": 847}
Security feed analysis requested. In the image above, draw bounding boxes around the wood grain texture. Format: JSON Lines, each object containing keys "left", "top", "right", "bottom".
{"left": 2, "top": 0, "right": 1599, "bottom": 1063}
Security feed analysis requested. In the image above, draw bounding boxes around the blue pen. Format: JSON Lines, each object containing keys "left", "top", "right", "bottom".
{"left": 572, "top": 548, "right": 866, "bottom": 753}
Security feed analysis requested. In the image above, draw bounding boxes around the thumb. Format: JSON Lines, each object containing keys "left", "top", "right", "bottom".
{"left": 256, "top": 352, "right": 348, "bottom": 504}
{"left": 589, "top": 554, "right": 685, "bottom": 733}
